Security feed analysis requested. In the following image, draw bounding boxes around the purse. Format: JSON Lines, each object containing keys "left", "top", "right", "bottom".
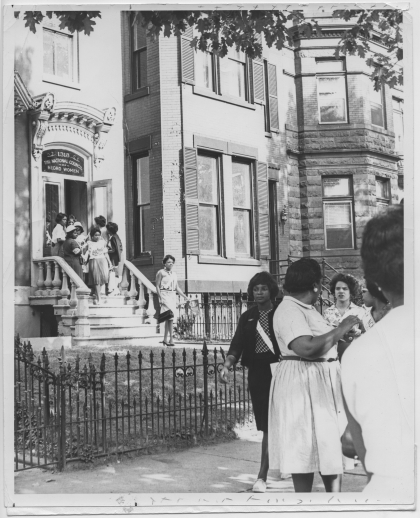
{"left": 157, "top": 310, "right": 174, "bottom": 323}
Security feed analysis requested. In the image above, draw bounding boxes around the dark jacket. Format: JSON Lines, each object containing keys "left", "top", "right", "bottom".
{"left": 227, "top": 304, "right": 281, "bottom": 368}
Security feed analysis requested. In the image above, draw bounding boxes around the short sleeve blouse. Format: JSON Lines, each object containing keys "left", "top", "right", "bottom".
{"left": 273, "top": 296, "right": 335, "bottom": 359}
{"left": 87, "top": 240, "right": 108, "bottom": 258}
{"left": 51, "top": 223, "right": 66, "bottom": 245}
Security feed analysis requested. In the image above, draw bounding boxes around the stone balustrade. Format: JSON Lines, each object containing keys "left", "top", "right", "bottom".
{"left": 122, "top": 260, "right": 157, "bottom": 325}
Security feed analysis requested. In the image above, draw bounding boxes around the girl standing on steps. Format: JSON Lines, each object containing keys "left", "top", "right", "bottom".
{"left": 219, "top": 271, "right": 281, "bottom": 494}
{"left": 155, "top": 255, "right": 189, "bottom": 347}
{"left": 83, "top": 226, "right": 113, "bottom": 305}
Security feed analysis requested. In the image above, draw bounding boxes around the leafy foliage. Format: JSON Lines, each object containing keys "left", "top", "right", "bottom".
{"left": 14, "top": 11, "right": 102, "bottom": 35}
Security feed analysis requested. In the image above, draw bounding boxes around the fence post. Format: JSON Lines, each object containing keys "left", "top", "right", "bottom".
{"left": 202, "top": 340, "right": 209, "bottom": 437}
{"left": 58, "top": 356, "right": 67, "bottom": 471}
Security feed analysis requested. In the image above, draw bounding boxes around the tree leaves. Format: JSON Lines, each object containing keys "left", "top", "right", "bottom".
{"left": 16, "top": 11, "right": 102, "bottom": 35}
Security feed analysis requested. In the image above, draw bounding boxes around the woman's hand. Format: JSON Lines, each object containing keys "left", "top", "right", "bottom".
{"left": 337, "top": 315, "right": 361, "bottom": 335}
{"left": 73, "top": 248, "right": 81, "bottom": 255}
{"left": 219, "top": 366, "right": 230, "bottom": 384}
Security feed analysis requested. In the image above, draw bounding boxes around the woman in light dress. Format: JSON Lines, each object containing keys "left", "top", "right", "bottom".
{"left": 341, "top": 206, "right": 414, "bottom": 501}
{"left": 323, "top": 274, "right": 366, "bottom": 351}
{"left": 155, "top": 255, "right": 188, "bottom": 347}
{"left": 83, "top": 226, "right": 113, "bottom": 305}
{"left": 74, "top": 222, "right": 89, "bottom": 283}
{"left": 51, "top": 213, "right": 67, "bottom": 257}
{"left": 268, "top": 258, "right": 360, "bottom": 492}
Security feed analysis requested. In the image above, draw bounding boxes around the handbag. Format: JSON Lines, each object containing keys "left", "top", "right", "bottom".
{"left": 157, "top": 310, "right": 174, "bottom": 323}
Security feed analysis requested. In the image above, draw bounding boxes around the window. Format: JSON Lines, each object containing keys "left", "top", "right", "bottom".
{"left": 232, "top": 161, "right": 253, "bottom": 257}
{"left": 370, "top": 84, "right": 385, "bottom": 127}
{"left": 219, "top": 48, "right": 247, "bottom": 100}
{"left": 197, "top": 154, "right": 220, "bottom": 255}
{"left": 43, "top": 28, "right": 75, "bottom": 82}
{"left": 393, "top": 98, "right": 404, "bottom": 155}
{"left": 316, "top": 59, "right": 348, "bottom": 124}
{"left": 133, "top": 156, "right": 151, "bottom": 255}
{"left": 195, "top": 50, "right": 214, "bottom": 90}
{"left": 131, "top": 14, "right": 147, "bottom": 91}
{"left": 376, "top": 177, "right": 390, "bottom": 213}
{"left": 322, "top": 177, "right": 354, "bottom": 250}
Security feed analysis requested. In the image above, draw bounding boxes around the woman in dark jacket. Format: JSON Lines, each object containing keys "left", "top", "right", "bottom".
{"left": 219, "top": 271, "right": 281, "bottom": 493}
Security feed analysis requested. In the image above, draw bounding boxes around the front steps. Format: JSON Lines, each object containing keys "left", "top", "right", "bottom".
{"left": 56, "top": 296, "right": 162, "bottom": 347}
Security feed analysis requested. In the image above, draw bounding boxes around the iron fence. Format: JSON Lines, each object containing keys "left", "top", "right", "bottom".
{"left": 14, "top": 336, "right": 251, "bottom": 472}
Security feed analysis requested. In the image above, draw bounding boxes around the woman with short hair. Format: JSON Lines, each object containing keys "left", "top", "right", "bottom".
{"left": 51, "top": 213, "right": 67, "bottom": 257}
{"left": 341, "top": 206, "right": 413, "bottom": 500}
{"left": 361, "top": 280, "right": 391, "bottom": 331}
{"left": 220, "top": 271, "right": 281, "bottom": 493}
{"left": 155, "top": 255, "right": 188, "bottom": 346}
{"left": 84, "top": 226, "right": 112, "bottom": 305}
{"left": 268, "top": 258, "right": 360, "bottom": 493}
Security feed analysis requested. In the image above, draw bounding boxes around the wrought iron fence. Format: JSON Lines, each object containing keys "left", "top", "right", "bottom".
{"left": 14, "top": 336, "right": 251, "bottom": 472}
{"left": 176, "top": 293, "right": 256, "bottom": 343}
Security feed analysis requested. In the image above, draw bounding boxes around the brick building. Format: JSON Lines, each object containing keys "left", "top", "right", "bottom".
{"left": 121, "top": 12, "right": 404, "bottom": 294}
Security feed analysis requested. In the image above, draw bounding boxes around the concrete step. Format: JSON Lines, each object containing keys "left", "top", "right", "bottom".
{"left": 72, "top": 334, "right": 163, "bottom": 347}
{"left": 63, "top": 314, "right": 146, "bottom": 327}
{"left": 70, "top": 323, "right": 158, "bottom": 338}
{"left": 88, "top": 304, "right": 140, "bottom": 316}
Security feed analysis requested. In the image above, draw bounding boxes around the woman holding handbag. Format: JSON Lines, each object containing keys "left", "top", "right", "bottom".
{"left": 155, "top": 255, "right": 188, "bottom": 347}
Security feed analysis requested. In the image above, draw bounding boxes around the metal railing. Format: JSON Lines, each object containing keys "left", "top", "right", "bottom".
{"left": 14, "top": 336, "right": 251, "bottom": 472}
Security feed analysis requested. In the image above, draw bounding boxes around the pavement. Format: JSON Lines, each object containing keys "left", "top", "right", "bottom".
{"left": 14, "top": 427, "right": 367, "bottom": 494}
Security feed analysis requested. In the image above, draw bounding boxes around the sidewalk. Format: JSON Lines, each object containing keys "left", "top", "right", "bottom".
{"left": 14, "top": 429, "right": 367, "bottom": 494}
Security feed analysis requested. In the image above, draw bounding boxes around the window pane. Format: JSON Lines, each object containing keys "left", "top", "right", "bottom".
{"left": 137, "top": 157, "right": 150, "bottom": 205}
{"left": 234, "top": 209, "right": 251, "bottom": 256}
{"left": 371, "top": 103, "right": 384, "bottom": 127}
{"left": 393, "top": 109, "right": 403, "bottom": 153}
{"left": 135, "top": 49, "right": 147, "bottom": 89}
{"left": 220, "top": 58, "right": 246, "bottom": 99}
{"left": 195, "top": 50, "right": 213, "bottom": 90}
{"left": 43, "top": 30, "right": 54, "bottom": 75}
{"left": 199, "top": 205, "right": 218, "bottom": 254}
{"left": 140, "top": 205, "right": 151, "bottom": 251}
{"left": 55, "top": 32, "right": 72, "bottom": 79}
{"left": 318, "top": 76, "right": 347, "bottom": 122}
{"left": 232, "top": 162, "right": 251, "bottom": 208}
{"left": 376, "top": 179, "right": 389, "bottom": 199}
{"left": 133, "top": 20, "right": 146, "bottom": 50}
{"left": 198, "top": 155, "right": 218, "bottom": 203}
{"left": 323, "top": 177, "right": 351, "bottom": 197}
{"left": 227, "top": 47, "right": 245, "bottom": 62}
{"left": 316, "top": 60, "right": 344, "bottom": 72}
{"left": 324, "top": 202, "right": 353, "bottom": 249}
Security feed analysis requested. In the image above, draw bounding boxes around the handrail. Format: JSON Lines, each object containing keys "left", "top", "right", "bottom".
{"left": 321, "top": 259, "right": 340, "bottom": 275}
{"left": 33, "top": 257, "right": 89, "bottom": 292}
{"left": 124, "top": 260, "right": 157, "bottom": 294}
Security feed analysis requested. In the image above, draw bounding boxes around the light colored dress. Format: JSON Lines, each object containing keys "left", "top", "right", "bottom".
{"left": 86, "top": 240, "right": 109, "bottom": 285}
{"left": 76, "top": 233, "right": 89, "bottom": 273}
{"left": 323, "top": 302, "right": 366, "bottom": 328}
{"left": 341, "top": 306, "right": 414, "bottom": 501}
{"left": 51, "top": 223, "right": 66, "bottom": 256}
{"left": 158, "top": 269, "right": 178, "bottom": 318}
{"left": 268, "top": 296, "right": 347, "bottom": 475}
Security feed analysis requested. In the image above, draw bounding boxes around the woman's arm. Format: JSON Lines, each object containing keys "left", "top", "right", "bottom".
{"left": 219, "top": 355, "right": 237, "bottom": 384}
{"left": 289, "top": 315, "right": 361, "bottom": 359}
{"left": 175, "top": 283, "right": 189, "bottom": 301}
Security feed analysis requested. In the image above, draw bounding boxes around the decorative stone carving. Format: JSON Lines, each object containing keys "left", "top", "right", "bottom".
{"left": 93, "top": 107, "right": 117, "bottom": 168}
{"left": 31, "top": 93, "right": 55, "bottom": 160}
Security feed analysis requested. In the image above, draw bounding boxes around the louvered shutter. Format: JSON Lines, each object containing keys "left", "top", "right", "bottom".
{"left": 252, "top": 33, "right": 264, "bottom": 104}
{"left": 183, "top": 147, "right": 200, "bottom": 255}
{"left": 180, "top": 27, "right": 195, "bottom": 84}
{"left": 267, "top": 63, "right": 279, "bottom": 131}
{"left": 257, "top": 162, "right": 270, "bottom": 259}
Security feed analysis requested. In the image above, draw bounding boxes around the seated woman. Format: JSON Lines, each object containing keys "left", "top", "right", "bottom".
{"left": 268, "top": 258, "right": 360, "bottom": 493}
{"left": 62, "top": 224, "right": 83, "bottom": 279}
{"left": 341, "top": 206, "right": 414, "bottom": 501}
{"left": 220, "top": 271, "right": 281, "bottom": 493}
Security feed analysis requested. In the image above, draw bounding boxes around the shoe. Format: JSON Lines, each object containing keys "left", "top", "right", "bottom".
{"left": 167, "top": 342, "right": 175, "bottom": 347}
{"left": 252, "top": 479, "right": 266, "bottom": 493}
{"left": 280, "top": 473, "right": 292, "bottom": 479}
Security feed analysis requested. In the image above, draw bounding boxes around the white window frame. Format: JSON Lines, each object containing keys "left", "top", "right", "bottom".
{"left": 42, "top": 24, "right": 79, "bottom": 89}
{"left": 197, "top": 153, "right": 221, "bottom": 256}
{"left": 316, "top": 60, "right": 348, "bottom": 125}
{"left": 375, "top": 177, "right": 391, "bottom": 212}
{"left": 232, "top": 159, "right": 254, "bottom": 258}
{"left": 323, "top": 200, "right": 355, "bottom": 250}
{"left": 219, "top": 49, "right": 248, "bottom": 101}
{"left": 370, "top": 84, "right": 386, "bottom": 128}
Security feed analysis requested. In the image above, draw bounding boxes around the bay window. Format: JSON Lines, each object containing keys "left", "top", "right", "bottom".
{"left": 370, "top": 84, "right": 385, "bottom": 127}
{"left": 376, "top": 177, "right": 391, "bottom": 213}
{"left": 322, "top": 177, "right": 354, "bottom": 250}
{"left": 316, "top": 60, "right": 348, "bottom": 124}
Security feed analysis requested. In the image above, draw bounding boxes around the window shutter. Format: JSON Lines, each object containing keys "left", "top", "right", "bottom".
{"left": 183, "top": 147, "right": 199, "bottom": 255}
{"left": 180, "top": 27, "right": 195, "bottom": 84}
{"left": 257, "top": 162, "right": 270, "bottom": 259}
{"left": 252, "top": 33, "right": 264, "bottom": 104}
{"left": 267, "top": 63, "right": 279, "bottom": 131}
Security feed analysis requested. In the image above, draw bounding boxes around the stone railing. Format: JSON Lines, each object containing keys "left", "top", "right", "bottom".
{"left": 31, "top": 257, "right": 90, "bottom": 338}
{"left": 121, "top": 260, "right": 157, "bottom": 324}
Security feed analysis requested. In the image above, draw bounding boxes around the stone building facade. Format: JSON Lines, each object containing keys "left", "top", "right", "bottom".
{"left": 121, "top": 13, "right": 404, "bottom": 291}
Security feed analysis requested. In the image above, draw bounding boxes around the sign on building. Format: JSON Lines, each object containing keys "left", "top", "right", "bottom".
{"left": 42, "top": 149, "right": 84, "bottom": 177}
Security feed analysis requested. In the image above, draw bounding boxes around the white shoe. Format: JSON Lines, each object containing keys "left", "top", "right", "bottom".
{"left": 252, "top": 478, "right": 266, "bottom": 493}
